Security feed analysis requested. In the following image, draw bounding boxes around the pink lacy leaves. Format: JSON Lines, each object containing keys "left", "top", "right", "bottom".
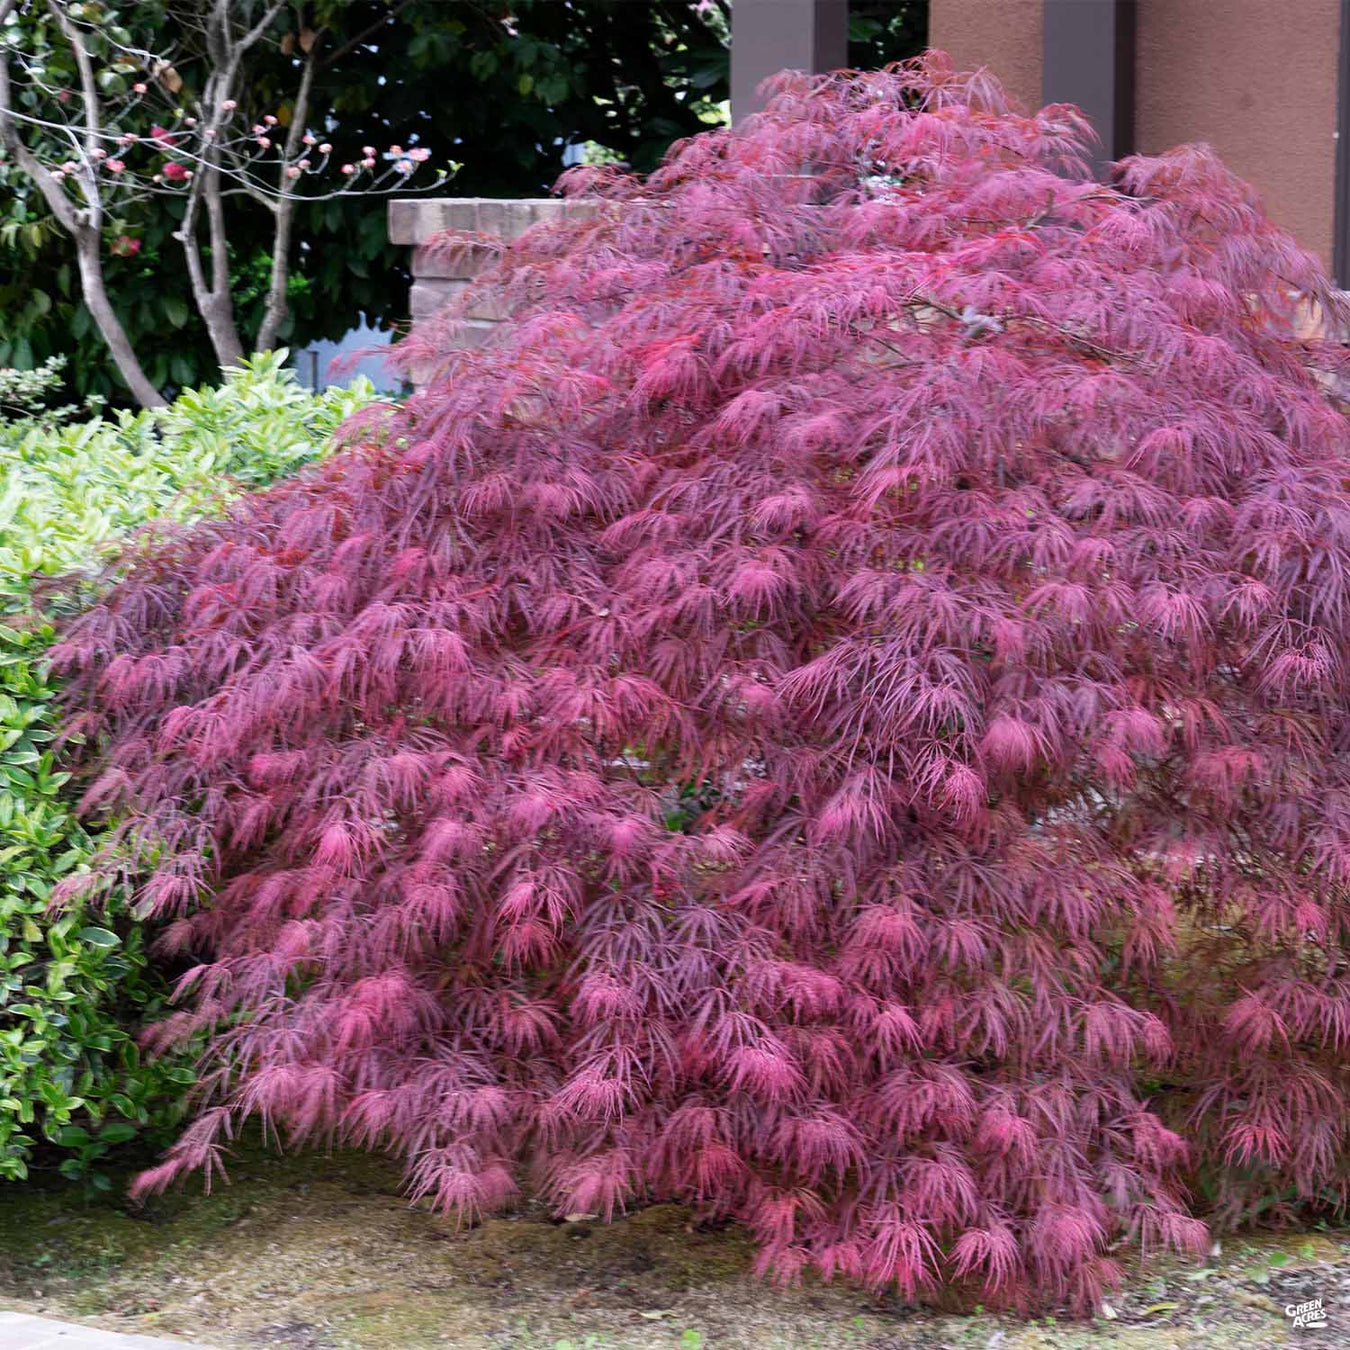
{"left": 56, "top": 54, "right": 1350, "bottom": 1311}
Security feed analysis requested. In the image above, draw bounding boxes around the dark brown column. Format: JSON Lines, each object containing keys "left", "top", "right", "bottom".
{"left": 1043, "top": 0, "right": 1136, "bottom": 177}
{"left": 730, "top": 0, "right": 849, "bottom": 124}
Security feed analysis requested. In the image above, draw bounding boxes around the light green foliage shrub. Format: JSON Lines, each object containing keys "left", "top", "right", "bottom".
{"left": 0, "top": 355, "right": 104, "bottom": 430}
{"left": 0, "top": 352, "right": 375, "bottom": 1187}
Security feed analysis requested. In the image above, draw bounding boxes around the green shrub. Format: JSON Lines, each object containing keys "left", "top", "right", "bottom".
{"left": 0, "top": 351, "right": 375, "bottom": 1187}
{"left": 0, "top": 355, "right": 104, "bottom": 429}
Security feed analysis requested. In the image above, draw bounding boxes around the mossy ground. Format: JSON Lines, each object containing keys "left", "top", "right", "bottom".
{"left": 0, "top": 1143, "right": 1346, "bottom": 1349}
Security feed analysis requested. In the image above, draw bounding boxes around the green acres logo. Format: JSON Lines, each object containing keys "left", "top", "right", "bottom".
{"left": 1285, "top": 1297, "right": 1328, "bottom": 1330}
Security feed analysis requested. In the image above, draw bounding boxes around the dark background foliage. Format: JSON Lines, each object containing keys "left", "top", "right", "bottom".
{"left": 0, "top": 0, "right": 927, "bottom": 404}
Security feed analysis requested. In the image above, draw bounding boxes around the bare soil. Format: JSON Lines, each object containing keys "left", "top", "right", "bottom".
{"left": 0, "top": 1144, "right": 1346, "bottom": 1349}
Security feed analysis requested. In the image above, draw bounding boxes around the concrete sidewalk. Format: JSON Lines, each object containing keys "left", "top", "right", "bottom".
{"left": 0, "top": 1312, "right": 211, "bottom": 1349}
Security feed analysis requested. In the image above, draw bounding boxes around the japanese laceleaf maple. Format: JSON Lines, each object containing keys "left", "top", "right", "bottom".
{"left": 52, "top": 54, "right": 1350, "bottom": 1310}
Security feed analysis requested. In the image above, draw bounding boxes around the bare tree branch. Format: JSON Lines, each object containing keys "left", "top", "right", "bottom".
{"left": 177, "top": 0, "right": 285, "bottom": 368}
{"left": 4, "top": 99, "right": 441, "bottom": 203}
{"left": 0, "top": 54, "right": 80, "bottom": 234}
{"left": 255, "top": 22, "right": 322, "bottom": 353}
{"left": 44, "top": 0, "right": 100, "bottom": 162}
{"left": 240, "top": 0, "right": 287, "bottom": 52}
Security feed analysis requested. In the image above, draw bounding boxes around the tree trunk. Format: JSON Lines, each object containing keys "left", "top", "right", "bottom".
{"left": 75, "top": 232, "right": 166, "bottom": 408}
{"left": 254, "top": 44, "right": 319, "bottom": 355}
{"left": 201, "top": 286, "right": 246, "bottom": 369}
{"left": 253, "top": 193, "right": 295, "bottom": 356}
{"left": 178, "top": 153, "right": 247, "bottom": 371}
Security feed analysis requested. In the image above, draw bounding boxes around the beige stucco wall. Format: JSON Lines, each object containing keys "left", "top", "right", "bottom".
{"left": 929, "top": 0, "right": 1045, "bottom": 114}
{"left": 1135, "top": 0, "right": 1339, "bottom": 269}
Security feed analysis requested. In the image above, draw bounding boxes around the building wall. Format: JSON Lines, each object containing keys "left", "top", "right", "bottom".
{"left": 929, "top": 0, "right": 1044, "bottom": 114}
{"left": 929, "top": 0, "right": 1342, "bottom": 271}
{"left": 1135, "top": 0, "right": 1339, "bottom": 269}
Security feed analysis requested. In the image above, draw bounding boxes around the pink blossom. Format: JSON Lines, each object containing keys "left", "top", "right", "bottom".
{"left": 318, "top": 143, "right": 332, "bottom": 154}
{"left": 105, "top": 158, "right": 126, "bottom": 173}
{"left": 286, "top": 165, "right": 301, "bottom": 178}
{"left": 162, "top": 161, "right": 189, "bottom": 182}
{"left": 91, "top": 147, "right": 107, "bottom": 159}
{"left": 340, "top": 163, "right": 354, "bottom": 174}
{"left": 221, "top": 99, "right": 237, "bottom": 111}
{"left": 361, "top": 145, "right": 375, "bottom": 157}
{"left": 302, "top": 133, "right": 316, "bottom": 146}
{"left": 297, "top": 158, "right": 311, "bottom": 170}
{"left": 410, "top": 146, "right": 431, "bottom": 162}
{"left": 132, "top": 82, "right": 147, "bottom": 94}
{"left": 256, "top": 137, "right": 271, "bottom": 150}
{"left": 263, "top": 114, "right": 278, "bottom": 126}
{"left": 395, "top": 159, "right": 413, "bottom": 174}
{"left": 361, "top": 156, "right": 375, "bottom": 169}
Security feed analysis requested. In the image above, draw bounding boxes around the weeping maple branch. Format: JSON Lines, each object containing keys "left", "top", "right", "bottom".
{"left": 52, "top": 56, "right": 1350, "bottom": 1312}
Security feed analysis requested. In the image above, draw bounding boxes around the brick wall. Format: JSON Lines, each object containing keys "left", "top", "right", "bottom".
{"left": 388, "top": 198, "right": 600, "bottom": 362}
{"left": 388, "top": 196, "right": 1348, "bottom": 386}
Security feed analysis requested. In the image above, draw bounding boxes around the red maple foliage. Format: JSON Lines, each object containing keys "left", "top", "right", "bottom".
{"left": 53, "top": 55, "right": 1350, "bottom": 1311}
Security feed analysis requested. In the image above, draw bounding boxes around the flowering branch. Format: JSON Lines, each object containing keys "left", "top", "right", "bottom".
{"left": 0, "top": 0, "right": 455, "bottom": 404}
{"left": 0, "top": 0, "right": 164, "bottom": 404}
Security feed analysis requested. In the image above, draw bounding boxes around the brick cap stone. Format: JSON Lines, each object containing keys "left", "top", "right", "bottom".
{"left": 388, "top": 196, "right": 601, "bottom": 246}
